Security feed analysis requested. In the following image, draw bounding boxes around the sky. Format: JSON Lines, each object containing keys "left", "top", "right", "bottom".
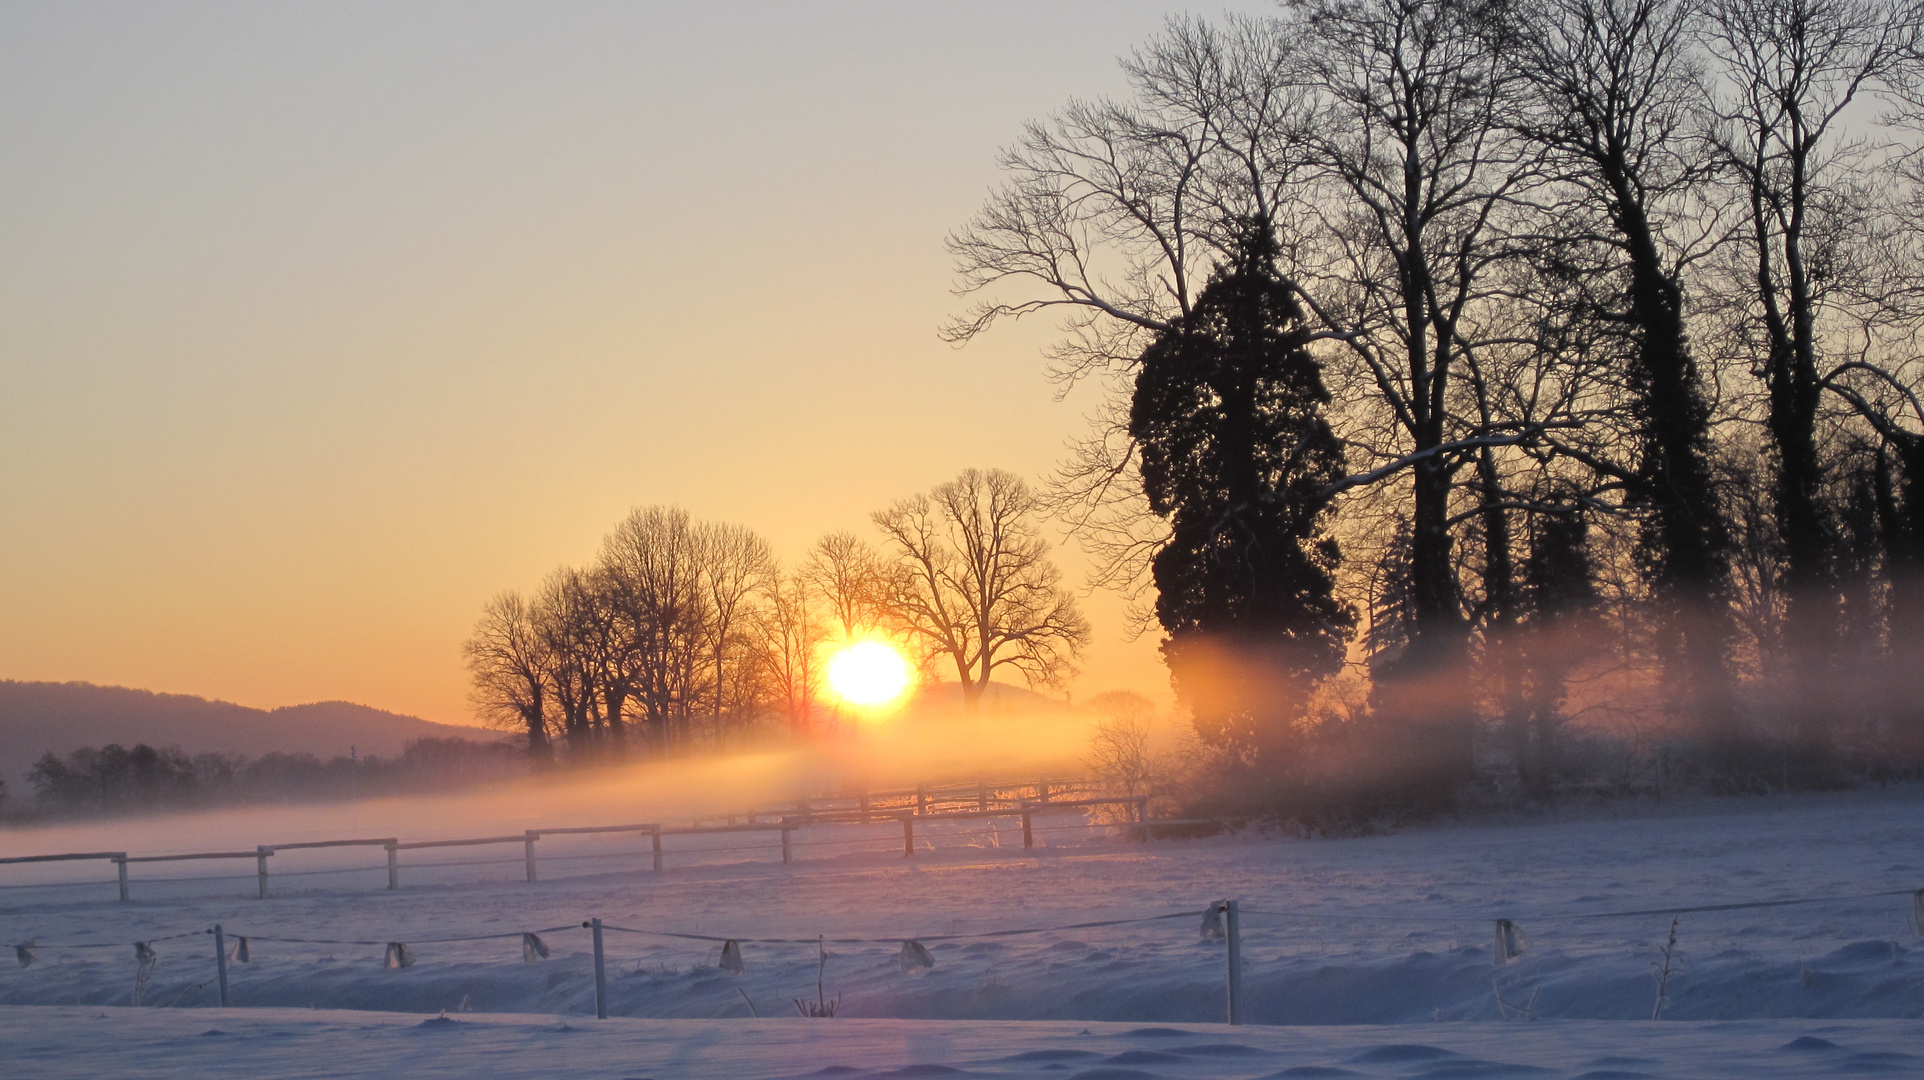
{"left": 0, "top": 2, "right": 1268, "bottom": 727}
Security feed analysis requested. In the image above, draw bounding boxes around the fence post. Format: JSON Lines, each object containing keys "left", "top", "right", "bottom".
{"left": 1225, "top": 899, "right": 1244, "bottom": 1026}
{"left": 651, "top": 827, "right": 663, "bottom": 871}
{"left": 901, "top": 813, "right": 915, "bottom": 857}
{"left": 781, "top": 820, "right": 792, "bottom": 865}
{"left": 524, "top": 832, "right": 539, "bottom": 883}
{"left": 385, "top": 843, "right": 399, "bottom": 890}
{"left": 212, "top": 924, "right": 230, "bottom": 1008}
{"left": 115, "top": 855, "right": 129, "bottom": 902}
{"left": 256, "top": 846, "right": 272, "bottom": 899}
{"left": 916, "top": 783, "right": 927, "bottom": 815}
{"left": 1021, "top": 808, "right": 1034, "bottom": 849}
{"left": 590, "top": 918, "right": 608, "bottom": 1019}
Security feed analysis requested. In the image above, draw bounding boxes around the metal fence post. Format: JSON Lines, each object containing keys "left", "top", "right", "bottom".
{"left": 256, "top": 847, "right": 272, "bottom": 899}
{"left": 780, "top": 821, "right": 792, "bottom": 865}
{"left": 524, "top": 832, "right": 539, "bottom": 883}
{"left": 589, "top": 918, "right": 608, "bottom": 1019}
{"left": 1225, "top": 899, "right": 1244, "bottom": 1026}
{"left": 901, "top": 813, "right": 915, "bottom": 857}
{"left": 1021, "top": 809, "right": 1034, "bottom": 849}
{"left": 212, "top": 924, "right": 230, "bottom": 1007}
{"left": 115, "top": 855, "right": 129, "bottom": 902}
{"left": 385, "top": 843, "right": 399, "bottom": 890}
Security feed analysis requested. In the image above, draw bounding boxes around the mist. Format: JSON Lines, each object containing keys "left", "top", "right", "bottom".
{"left": 0, "top": 688, "right": 1102, "bottom": 862}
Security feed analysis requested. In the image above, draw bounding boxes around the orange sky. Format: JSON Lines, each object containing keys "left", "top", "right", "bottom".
{"left": 0, "top": 3, "right": 1265, "bottom": 727}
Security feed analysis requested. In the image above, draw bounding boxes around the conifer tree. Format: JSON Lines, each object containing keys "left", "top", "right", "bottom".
{"left": 1130, "top": 220, "right": 1352, "bottom": 756}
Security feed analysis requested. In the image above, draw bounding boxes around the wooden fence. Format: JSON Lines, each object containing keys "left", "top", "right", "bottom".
{"left": 0, "top": 778, "right": 1182, "bottom": 903}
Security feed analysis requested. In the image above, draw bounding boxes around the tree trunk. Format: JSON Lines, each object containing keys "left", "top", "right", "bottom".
{"left": 603, "top": 687, "right": 628, "bottom": 759}
{"left": 1768, "top": 327, "right": 1836, "bottom": 772}
{"left": 522, "top": 688, "right": 552, "bottom": 766}
{"left": 1615, "top": 192, "right": 1742, "bottom": 748}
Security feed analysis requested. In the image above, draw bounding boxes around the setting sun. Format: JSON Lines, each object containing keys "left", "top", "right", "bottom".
{"left": 825, "top": 640, "right": 914, "bottom": 708}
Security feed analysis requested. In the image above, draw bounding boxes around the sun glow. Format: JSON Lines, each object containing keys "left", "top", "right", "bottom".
{"left": 826, "top": 640, "right": 914, "bottom": 709}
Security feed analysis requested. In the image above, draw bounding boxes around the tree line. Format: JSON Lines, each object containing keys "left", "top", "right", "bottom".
{"left": 948, "top": 0, "right": 1924, "bottom": 810}
{"left": 14, "top": 738, "right": 519, "bottom": 819}
{"left": 463, "top": 470, "right": 1088, "bottom": 764}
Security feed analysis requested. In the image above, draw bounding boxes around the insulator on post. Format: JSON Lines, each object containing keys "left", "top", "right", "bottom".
{"left": 898, "top": 939, "right": 935, "bottom": 971}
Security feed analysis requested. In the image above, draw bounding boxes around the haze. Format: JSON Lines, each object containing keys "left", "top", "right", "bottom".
{"left": 0, "top": 2, "right": 1260, "bottom": 724}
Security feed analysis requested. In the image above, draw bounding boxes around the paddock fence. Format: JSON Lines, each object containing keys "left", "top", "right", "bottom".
{"left": 0, "top": 777, "right": 1200, "bottom": 903}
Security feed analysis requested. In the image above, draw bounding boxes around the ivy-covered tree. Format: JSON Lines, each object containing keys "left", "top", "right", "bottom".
{"left": 1130, "top": 220, "right": 1353, "bottom": 757}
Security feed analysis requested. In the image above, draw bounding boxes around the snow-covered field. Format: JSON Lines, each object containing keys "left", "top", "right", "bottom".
{"left": 3, "top": 785, "right": 1922, "bottom": 1076}
{"left": 7, "top": 1007, "right": 1923, "bottom": 1079}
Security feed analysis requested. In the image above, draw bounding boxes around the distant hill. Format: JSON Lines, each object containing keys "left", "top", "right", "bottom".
{"left": 0, "top": 680, "right": 494, "bottom": 787}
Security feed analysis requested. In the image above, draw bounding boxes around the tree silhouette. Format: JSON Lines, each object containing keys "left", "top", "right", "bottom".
{"left": 873, "top": 469, "right": 1089, "bottom": 711}
{"left": 1129, "top": 220, "right": 1353, "bottom": 756}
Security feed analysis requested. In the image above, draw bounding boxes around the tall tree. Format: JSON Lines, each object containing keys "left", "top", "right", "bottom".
{"left": 601, "top": 507, "right": 707, "bottom": 753}
{"left": 804, "top": 531, "right": 886, "bottom": 644}
{"left": 1703, "top": 0, "right": 1914, "bottom": 763}
{"left": 1130, "top": 220, "right": 1354, "bottom": 754}
{"left": 697, "top": 521, "right": 775, "bottom": 743}
{"left": 945, "top": 17, "right": 1315, "bottom": 596}
{"left": 462, "top": 591, "right": 556, "bottom": 764}
{"left": 755, "top": 571, "right": 829, "bottom": 737}
{"left": 1288, "top": 0, "right": 1540, "bottom": 793}
{"left": 873, "top": 469, "right": 1091, "bottom": 710}
{"left": 534, "top": 567, "right": 607, "bottom": 757}
{"left": 1506, "top": 0, "right": 1744, "bottom": 745}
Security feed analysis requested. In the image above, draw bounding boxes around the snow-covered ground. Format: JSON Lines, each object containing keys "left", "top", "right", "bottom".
{"left": 3, "top": 785, "right": 1922, "bottom": 1075}
{"left": 7, "top": 1007, "right": 1923, "bottom": 1079}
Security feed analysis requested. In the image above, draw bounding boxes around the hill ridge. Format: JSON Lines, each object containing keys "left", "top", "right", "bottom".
{"left": 0, "top": 679, "right": 491, "bottom": 786}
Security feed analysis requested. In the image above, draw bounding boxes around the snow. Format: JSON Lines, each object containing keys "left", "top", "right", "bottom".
{"left": 3, "top": 785, "right": 1924, "bottom": 1075}
{"left": 5, "top": 1008, "right": 1923, "bottom": 1079}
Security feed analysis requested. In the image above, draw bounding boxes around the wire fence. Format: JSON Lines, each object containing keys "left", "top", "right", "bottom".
{"left": 7, "top": 880, "right": 1920, "bottom": 1023}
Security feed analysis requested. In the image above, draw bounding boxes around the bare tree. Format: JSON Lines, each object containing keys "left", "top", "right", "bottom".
{"left": 1084, "top": 690, "right": 1163, "bottom": 801}
{"left": 755, "top": 570, "right": 829, "bottom": 737}
{"left": 462, "top": 591, "right": 556, "bottom": 764}
{"left": 947, "top": 17, "right": 1317, "bottom": 596}
{"left": 533, "top": 567, "right": 605, "bottom": 757}
{"left": 1287, "top": 0, "right": 1545, "bottom": 789}
{"left": 803, "top": 531, "right": 886, "bottom": 644}
{"left": 697, "top": 521, "right": 775, "bottom": 742}
{"left": 1702, "top": 0, "right": 1918, "bottom": 760}
{"left": 601, "top": 507, "right": 708, "bottom": 753}
{"left": 1505, "top": 0, "right": 1745, "bottom": 741}
{"left": 873, "top": 469, "right": 1092, "bottom": 711}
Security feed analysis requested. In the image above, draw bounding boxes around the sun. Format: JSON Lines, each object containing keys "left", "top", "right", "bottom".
{"left": 826, "top": 640, "right": 914, "bottom": 708}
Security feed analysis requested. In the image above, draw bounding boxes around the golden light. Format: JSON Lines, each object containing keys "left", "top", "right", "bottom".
{"left": 826, "top": 640, "right": 914, "bottom": 708}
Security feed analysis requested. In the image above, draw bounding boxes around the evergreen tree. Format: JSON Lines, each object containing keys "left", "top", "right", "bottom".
{"left": 1130, "top": 220, "right": 1353, "bottom": 757}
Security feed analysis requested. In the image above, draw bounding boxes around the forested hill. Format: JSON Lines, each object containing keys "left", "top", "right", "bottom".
{"left": 0, "top": 680, "right": 488, "bottom": 784}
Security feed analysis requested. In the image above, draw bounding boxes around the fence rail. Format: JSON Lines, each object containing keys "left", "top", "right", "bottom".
{"left": 0, "top": 779, "right": 1164, "bottom": 903}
